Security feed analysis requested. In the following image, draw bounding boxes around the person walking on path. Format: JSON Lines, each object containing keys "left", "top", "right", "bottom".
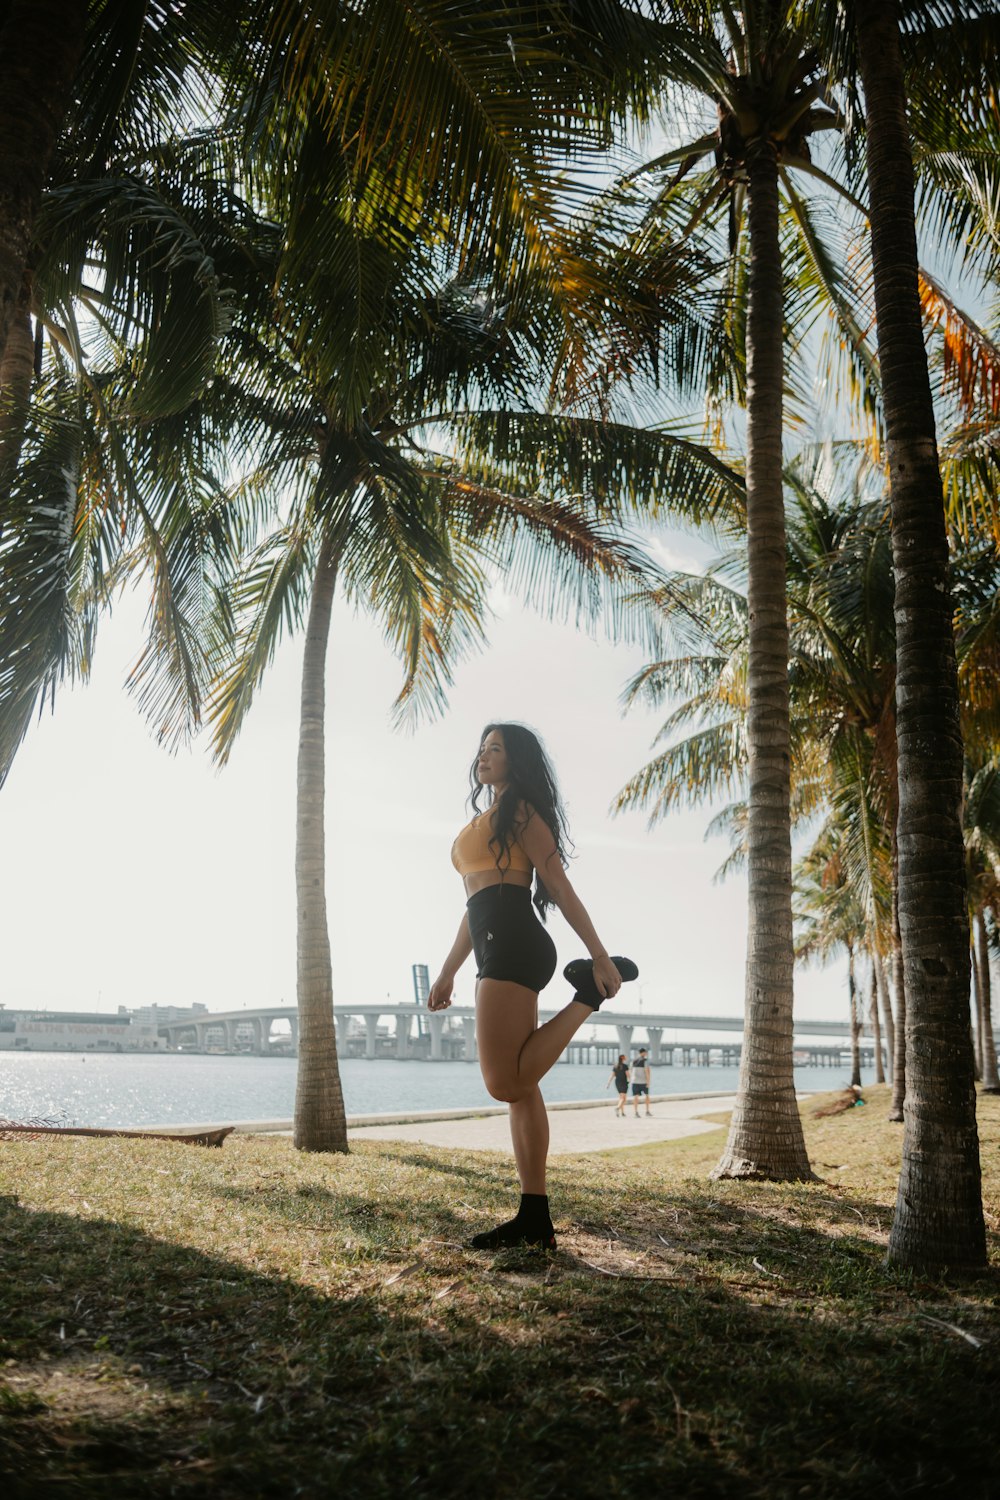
{"left": 631, "top": 1047, "right": 652, "bottom": 1116}
{"left": 429, "top": 722, "right": 637, "bottom": 1250}
{"left": 607, "top": 1054, "right": 630, "bottom": 1116}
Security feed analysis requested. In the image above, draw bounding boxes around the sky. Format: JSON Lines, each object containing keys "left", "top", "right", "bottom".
{"left": 0, "top": 525, "right": 849, "bottom": 1031}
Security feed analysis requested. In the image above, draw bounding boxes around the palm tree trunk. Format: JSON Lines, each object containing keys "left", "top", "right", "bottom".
{"left": 0, "top": 275, "right": 34, "bottom": 523}
{"left": 294, "top": 527, "right": 349, "bottom": 1153}
{"left": 976, "top": 909, "right": 1000, "bottom": 1093}
{"left": 856, "top": 0, "right": 984, "bottom": 1269}
{"left": 869, "top": 960, "right": 885, "bottom": 1085}
{"left": 0, "top": 0, "right": 86, "bottom": 369}
{"left": 848, "top": 948, "right": 862, "bottom": 1088}
{"left": 888, "top": 834, "right": 906, "bottom": 1121}
{"left": 970, "top": 935, "right": 983, "bottom": 1081}
{"left": 713, "top": 135, "right": 812, "bottom": 1182}
{"left": 874, "top": 949, "right": 894, "bottom": 1079}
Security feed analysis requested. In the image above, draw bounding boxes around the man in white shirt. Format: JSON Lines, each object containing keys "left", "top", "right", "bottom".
{"left": 631, "top": 1047, "right": 652, "bottom": 1116}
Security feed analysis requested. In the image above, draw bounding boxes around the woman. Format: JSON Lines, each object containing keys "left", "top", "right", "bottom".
{"left": 607, "top": 1054, "right": 630, "bottom": 1117}
{"left": 429, "top": 722, "right": 637, "bottom": 1250}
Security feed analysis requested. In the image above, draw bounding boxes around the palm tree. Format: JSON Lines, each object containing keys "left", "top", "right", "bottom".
{"left": 231, "top": 0, "right": 693, "bottom": 430}
{"left": 592, "top": 1, "right": 870, "bottom": 1182}
{"left": 199, "top": 4, "right": 750, "bottom": 1153}
{"left": 614, "top": 452, "right": 903, "bottom": 1169}
{"left": 867, "top": 960, "right": 886, "bottom": 1085}
{"left": 794, "top": 826, "right": 871, "bottom": 1088}
{"left": 593, "top": 0, "right": 1000, "bottom": 1195}
{"left": 1, "top": 1, "right": 673, "bottom": 628}
{"left": 848, "top": 0, "right": 986, "bottom": 1270}
{"left": 964, "top": 759, "right": 1000, "bottom": 1094}
{"left": 200, "top": 241, "right": 744, "bottom": 1152}
{"left": 616, "top": 443, "right": 1000, "bottom": 1133}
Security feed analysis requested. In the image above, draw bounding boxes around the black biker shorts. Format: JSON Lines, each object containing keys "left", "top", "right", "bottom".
{"left": 467, "top": 884, "right": 557, "bottom": 994}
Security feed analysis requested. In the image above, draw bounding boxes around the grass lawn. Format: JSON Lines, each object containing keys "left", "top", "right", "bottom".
{"left": 1, "top": 1085, "right": 997, "bottom": 1498}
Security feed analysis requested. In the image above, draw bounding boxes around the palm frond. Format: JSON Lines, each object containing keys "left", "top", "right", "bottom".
{"left": 612, "top": 721, "right": 746, "bottom": 826}
{"left": 919, "top": 270, "right": 1000, "bottom": 418}
{"left": 206, "top": 517, "right": 319, "bottom": 764}
{"left": 0, "top": 399, "right": 104, "bottom": 786}
{"left": 448, "top": 411, "right": 746, "bottom": 531}
{"left": 36, "top": 172, "right": 234, "bottom": 420}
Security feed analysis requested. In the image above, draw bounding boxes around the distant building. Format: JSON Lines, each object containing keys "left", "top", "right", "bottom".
{"left": 0, "top": 1009, "right": 162, "bottom": 1052}
{"left": 124, "top": 1002, "right": 208, "bottom": 1026}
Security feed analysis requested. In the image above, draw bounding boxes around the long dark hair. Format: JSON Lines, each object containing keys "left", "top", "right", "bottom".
{"left": 469, "top": 722, "right": 571, "bottom": 919}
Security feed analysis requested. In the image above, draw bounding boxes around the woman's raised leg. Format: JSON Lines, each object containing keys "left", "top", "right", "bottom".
{"left": 476, "top": 979, "right": 592, "bottom": 1100}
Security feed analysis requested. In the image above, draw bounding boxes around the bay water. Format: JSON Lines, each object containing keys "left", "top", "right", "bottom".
{"left": 0, "top": 1051, "right": 861, "bottom": 1129}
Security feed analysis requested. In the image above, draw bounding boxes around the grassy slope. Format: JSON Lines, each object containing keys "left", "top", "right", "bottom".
{"left": 1, "top": 1085, "right": 997, "bottom": 1499}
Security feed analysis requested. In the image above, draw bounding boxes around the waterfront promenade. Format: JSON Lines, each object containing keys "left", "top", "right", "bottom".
{"left": 345, "top": 1091, "right": 740, "bottom": 1154}
{"left": 155, "top": 1091, "right": 743, "bottom": 1155}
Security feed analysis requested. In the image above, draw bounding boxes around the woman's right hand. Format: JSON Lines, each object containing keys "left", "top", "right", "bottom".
{"left": 428, "top": 973, "right": 453, "bottom": 1011}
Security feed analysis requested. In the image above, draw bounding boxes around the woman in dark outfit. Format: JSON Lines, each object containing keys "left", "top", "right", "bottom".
{"left": 607, "top": 1054, "right": 630, "bottom": 1116}
{"left": 429, "top": 723, "right": 636, "bottom": 1249}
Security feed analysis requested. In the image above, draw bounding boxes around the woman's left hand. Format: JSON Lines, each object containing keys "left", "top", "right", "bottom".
{"left": 592, "top": 955, "right": 622, "bottom": 999}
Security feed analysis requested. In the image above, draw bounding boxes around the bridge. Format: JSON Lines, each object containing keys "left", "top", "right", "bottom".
{"left": 155, "top": 1002, "right": 941, "bottom": 1067}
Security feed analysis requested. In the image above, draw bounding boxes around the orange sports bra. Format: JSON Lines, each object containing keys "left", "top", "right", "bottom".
{"left": 451, "top": 809, "right": 532, "bottom": 878}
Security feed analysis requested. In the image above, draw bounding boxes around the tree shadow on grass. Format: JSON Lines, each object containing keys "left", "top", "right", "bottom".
{"left": 363, "top": 1143, "right": 513, "bottom": 1188}
{"left": 208, "top": 1179, "right": 477, "bottom": 1251}
{"left": 556, "top": 1166, "right": 1000, "bottom": 1288}
{"left": 206, "top": 1140, "right": 524, "bottom": 1248}
{"left": 1, "top": 1175, "right": 998, "bottom": 1500}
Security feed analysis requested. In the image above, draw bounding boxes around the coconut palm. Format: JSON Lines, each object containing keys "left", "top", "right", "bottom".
{"left": 615, "top": 443, "right": 1000, "bottom": 1127}
{"left": 0, "top": 0, "right": 276, "bottom": 772}
{"left": 613, "top": 445, "right": 905, "bottom": 1174}
{"left": 955, "top": 549, "right": 1000, "bottom": 1094}
{"left": 590, "top": 0, "right": 1000, "bottom": 1211}
{"left": 964, "top": 759, "right": 1000, "bottom": 1093}
{"left": 198, "top": 229, "right": 745, "bottom": 1152}
{"left": 1, "top": 1, "right": 682, "bottom": 659}
{"left": 582, "top": 0, "right": 923, "bottom": 1180}
{"left": 226, "top": 0, "right": 704, "bottom": 431}
{"left": 794, "top": 826, "right": 871, "bottom": 1088}
{"left": 190, "top": 6, "right": 745, "bottom": 1153}
{"left": 842, "top": 0, "right": 990, "bottom": 1269}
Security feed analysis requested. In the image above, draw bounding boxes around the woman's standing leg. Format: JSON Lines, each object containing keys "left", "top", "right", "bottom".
{"left": 473, "top": 981, "right": 562, "bottom": 1247}
{"left": 508, "top": 1087, "right": 549, "bottom": 1193}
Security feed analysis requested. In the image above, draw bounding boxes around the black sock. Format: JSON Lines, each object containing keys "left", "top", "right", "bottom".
{"left": 469, "top": 1193, "right": 556, "bottom": 1250}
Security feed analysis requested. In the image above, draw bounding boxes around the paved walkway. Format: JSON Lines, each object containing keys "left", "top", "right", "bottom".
{"left": 346, "top": 1093, "right": 738, "bottom": 1156}
{"left": 153, "top": 1093, "right": 740, "bottom": 1154}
